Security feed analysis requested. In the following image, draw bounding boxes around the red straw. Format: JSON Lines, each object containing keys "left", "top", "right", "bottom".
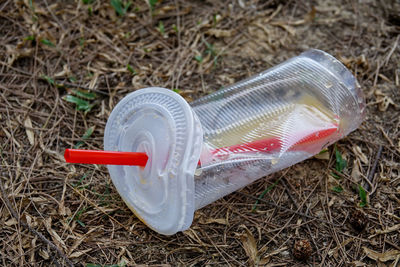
{"left": 64, "top": 126, "right": 338, "bottom": 167}
{"left": 212, "top": 126, "right": 338, "bottom": 157}
{"left": 64, "top": 149, "right": 148, "bottom": 167}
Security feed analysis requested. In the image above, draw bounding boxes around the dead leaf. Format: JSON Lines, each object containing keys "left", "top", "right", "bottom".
{"left": 25, "top": 214, "right": 32, "bottom": 227}
{"left": 260, "top": 246, "right": 288, "bottom": 265}
{"left": 98, "top": 52, "right": 117, "bottom": 63}
{"left": 363, "top": 247, "right": 400, "bottom": 262}
{"left": 58, "top": 201, "right": 67, "bottom": 217}
{"left": 353, "top": 145, "right": 369, "bottom": 165}
{"left": 6, "top": 45, "right": 33, "bottom": 65}
{"left": 30, "top": 237, "right": 37, "bottom": 263}
{"left": 199, "top": 218, "right": 228, "bottom": 225}
{"left": 351, "top": 158, "right": 362, "bottom": 183}
{"left": 351, "top": 261, "right": 367, "bottom": 266}
{"left": 182, "top": 229, "right": 207, "bottom": 247}
{"left": 54, "top": 64, "right": 71, "bottom": 78}
{"left": 88, "top": 72, "right": 99, "bottom": 90}
{"left": 239, "top": 225, "right": 259, "bottom": 265}
{"left": 59, "top": 181, "right": 67, "bottom": 216}
{"left": 217, "top": 74, "right": 235, "bottom": 85}
{"left": 315, "top": 149, "right": 330, "bottom": 160}
{"left": 39, "top": 138, "right": 65, "bottom": 162}
{"left": 31, "top": 197, "right": 48, "bottom": 203}
{"left": 206, "top": 29, "right": 233, "bottom": 38}
{"left": 379, "top": 162, "right": 390, "bottom": 182}
{"left": 39, "top": 249, "right": 50, "bottom": 260}
{"left": 328, "top": 196, "right": 336, "bottom": 207}
{"left": 270, "top": 21, "right": 296, "bottom": 36}
{"left": 69, "top": 248, "right": 92, "bottom": 258}
{"left": 15, "top": 161, "right": 21, "bottom": 180}
{"left": 44, "top": 217, "right": 67, "bottom": 251}
{"left": 328, "top": 238, "right": 354, "bottom": 259}
{"left": 379, "top": 96, "right": 395, "bottom": 112}
{"left": 24, "top": 116, "right": 35, "bottom": 146}
{"left": 374, "top": 89, "right": 396, "bottom": 112}
{"left": 375, "top": 224, "right": 400, "bottom": 235}
{"left": 340, "top": 55, "right": 369, "bottom": 69}
{"left": 156, "top": 4, "right": 176, "bottom": 14}
{"left": 5, "top": 218, "right": 18, "bottom": 226}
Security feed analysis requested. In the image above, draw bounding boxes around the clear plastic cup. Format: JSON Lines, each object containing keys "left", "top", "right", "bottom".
{"left": 104, "top": 49, "right": 366, "bottom": 235}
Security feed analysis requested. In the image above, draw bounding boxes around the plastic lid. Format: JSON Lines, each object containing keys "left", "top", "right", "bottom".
{"left": 104, "top": 87, "right": 203, "bottom": 235}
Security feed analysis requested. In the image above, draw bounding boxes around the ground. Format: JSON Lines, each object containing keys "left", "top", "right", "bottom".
{"left": 1, "top": 0, "right": 400, "bottom": 266}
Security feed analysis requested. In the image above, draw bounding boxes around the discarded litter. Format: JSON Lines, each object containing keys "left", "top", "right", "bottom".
{"left": 65, "top": 49, "right": 365, "bottom": 235}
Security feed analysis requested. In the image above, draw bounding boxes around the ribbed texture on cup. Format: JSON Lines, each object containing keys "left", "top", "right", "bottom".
{"left": 191, "top": 49, "right": 365, "bottom": 210}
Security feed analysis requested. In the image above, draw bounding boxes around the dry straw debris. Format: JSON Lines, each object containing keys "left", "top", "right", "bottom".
{"left": 1, "top": 0, "right": 400, "bottom": 266}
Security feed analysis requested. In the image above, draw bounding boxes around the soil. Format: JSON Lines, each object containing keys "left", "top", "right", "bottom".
{"left": 1, "top": 0, "right": 399, "bottom": 266}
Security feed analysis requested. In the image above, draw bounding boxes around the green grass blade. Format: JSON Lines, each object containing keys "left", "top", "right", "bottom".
{"left": 71, "top": 89, "right": 97, "bottom": 100}
{"left": 41, "top": 75, "right": 55, "bottom": 85}
{"left": 252, "top": 179, "right": 280, "bottom": 212}
{"left": 123, "top": 1, "right": 131, "bottom": 14}
{"left": 82, "top": 0, "right": 96, "bottom": 4}
{"left": 40, "top": 39, "right": 55, "bottom": 47}
{"left": 111, "top": 0, "right": 124, "bottom": 16}
{"left": 158, "top": 21, "right": 165, "bottom": 34}
{"left": 149, "top": 0, "right": 157, "bottom": 11}
{"left": 194, "top": 55, "right": 203, "bottom": 63}
{"left": 335, "top": 147, "right": 347, "bottom": 173}
{"left": 126, "top": 64, "right": 137, "bottom": 75}
{"left": 331, "top": 185, "right": 343, "bottom": 193}
{"left": 358, "top": 185, "right": 368, "bottom": 207}
{"left": 63, "top": 95, "right": 91, "bottom": 111}
{"left": 74, "top": 126, "right": 95, "bottom": 149}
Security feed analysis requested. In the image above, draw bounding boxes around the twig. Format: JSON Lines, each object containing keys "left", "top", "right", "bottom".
{"left": 252, "top": 169, "right": 290, "bottom": 211}
{"left": 383, "top": 35, "right": 400, "bottom": 66}
{"left": 252, "top": 178, "right": 281, "bottom": 211}
{"left": 281, "top": 178, "right": 321, "bottom": 261}
{"left": 262, "top": 180, "right": 322, "bottom": 249}
{"left": 0, "top": 178, "right": 74, "bottom": 267}
{"left": 237, "top": 191, "right": 340, "bottom": 227}
{"left": 0, "top": 61, "right": 109, "bottom": 96}
{"left": 66, "top": 182, "right": 141, "bottom": 236}
{"left": 364, "top": 145, "right": 383, "bottom": 193}
{"left": 60, "top": 82, "right": 109, "bottom": 96}
{"left": 378, "top": 126, "right": 394, "bottom": 146}
{"left": 373, "top": 60, "right": 381, "bottom": 87}
{"left": 385, "top": 240, "right": 400, "bottom": 251}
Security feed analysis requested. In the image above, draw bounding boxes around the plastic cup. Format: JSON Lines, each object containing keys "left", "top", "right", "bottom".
{"left": 102, "top": 49, "right": 365, "bottom": 235}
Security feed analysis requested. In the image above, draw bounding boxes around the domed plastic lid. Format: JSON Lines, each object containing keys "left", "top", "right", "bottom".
{"left": 104, "top": 88, "right": 203, "bottom": 235}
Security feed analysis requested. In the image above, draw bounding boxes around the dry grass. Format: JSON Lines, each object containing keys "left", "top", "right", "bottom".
{"left": 1, "top": 0, "right": 400, "bottom": 266}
